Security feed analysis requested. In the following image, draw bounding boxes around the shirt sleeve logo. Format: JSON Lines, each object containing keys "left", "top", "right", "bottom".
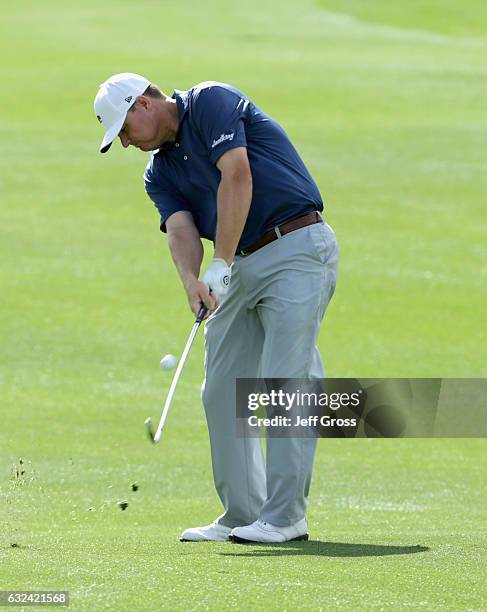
{"left": 211, "top": 133, "right": 235, "bottom": 148}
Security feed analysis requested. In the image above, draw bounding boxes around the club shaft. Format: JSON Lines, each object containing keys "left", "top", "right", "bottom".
{"left": 153, "top": 318, "right": 202, "bottom": 442}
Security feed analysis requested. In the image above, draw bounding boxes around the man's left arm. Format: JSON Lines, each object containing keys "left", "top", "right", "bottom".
{"left": 193, "top": 86, "right": 252, "bottom": 300}
{"left": 214, "top": 146, "right": 253, "bottom": 266}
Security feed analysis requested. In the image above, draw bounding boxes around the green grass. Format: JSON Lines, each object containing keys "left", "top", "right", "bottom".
{"left": 318, "top": 0, "right": 487, "bottom": 37}
{"left": 1, "top": 0, "right": 486, "bottom": 609}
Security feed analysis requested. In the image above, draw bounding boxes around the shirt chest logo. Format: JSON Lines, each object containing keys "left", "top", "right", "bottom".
{"left": 211, "top": 133, "right": 234, "bottom": 148}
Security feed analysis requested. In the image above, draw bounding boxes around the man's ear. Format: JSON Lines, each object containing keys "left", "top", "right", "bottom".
{"left": 136, "top": 95, "right": 150, "bottom": 110}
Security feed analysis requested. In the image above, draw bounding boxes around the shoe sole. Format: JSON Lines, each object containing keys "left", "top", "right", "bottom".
{"left": 179, "top": 538, "right": 230, "bottom": 542}
{"left": 229, "top": 533, "right": 309, "bottom": 544}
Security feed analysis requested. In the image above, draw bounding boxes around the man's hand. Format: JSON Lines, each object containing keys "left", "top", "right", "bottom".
{"left": 202, "top": 258, "right": 232, "bottom": 302}
{"left": 185, "top": 278, "right": 218, "bottom": 319}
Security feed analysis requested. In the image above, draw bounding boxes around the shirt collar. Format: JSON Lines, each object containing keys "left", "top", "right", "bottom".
{"left": 173, "top": 89, "right": 189, "bottom": 121}
{"left": 155, "top": 89, "right": 189, "bottom": 154}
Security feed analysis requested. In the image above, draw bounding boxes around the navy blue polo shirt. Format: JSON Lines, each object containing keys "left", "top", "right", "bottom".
{"left": 144, "top": 81, "right": 323, "bottom": 252}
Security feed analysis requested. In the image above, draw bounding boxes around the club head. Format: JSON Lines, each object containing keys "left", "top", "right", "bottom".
{"left": 144, "top": 417, "right": 155, "bottom": 443}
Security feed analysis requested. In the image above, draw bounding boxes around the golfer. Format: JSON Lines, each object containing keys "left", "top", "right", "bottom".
{"left": 94, "top": 73, "right": 338, "bottom": 543}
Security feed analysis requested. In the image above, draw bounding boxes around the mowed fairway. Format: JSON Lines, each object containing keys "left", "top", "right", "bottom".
{"left": 1, "top": 0, "right": 486, "bottom": 610}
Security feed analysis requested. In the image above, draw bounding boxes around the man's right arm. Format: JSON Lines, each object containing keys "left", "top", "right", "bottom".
{"left": 166, "top": 211, "right": 217, "bottom": 317}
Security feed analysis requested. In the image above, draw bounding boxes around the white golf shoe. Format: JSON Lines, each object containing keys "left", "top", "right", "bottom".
{"left": 229, "top": 518, "right": 309, "bottom": 544}
{"left": 180, "top": 521, "right": 232, "bottom": 542}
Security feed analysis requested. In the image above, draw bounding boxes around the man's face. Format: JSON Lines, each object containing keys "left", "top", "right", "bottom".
{"left": 118, "top": 97, "right": 164, "bottom": 151}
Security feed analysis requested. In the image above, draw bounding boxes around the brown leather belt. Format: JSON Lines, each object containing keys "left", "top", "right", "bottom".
{"left": 237, "top": 211, "right": 323, "bottom": 257}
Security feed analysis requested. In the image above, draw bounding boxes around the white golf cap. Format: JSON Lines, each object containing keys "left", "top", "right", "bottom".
{"left": 94, "top": 73, "right": 150, "bottom": 153}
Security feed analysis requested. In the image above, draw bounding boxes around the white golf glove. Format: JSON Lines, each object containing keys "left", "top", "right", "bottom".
{"left": 202, "top": 258, "right": 232, "bottom": 301}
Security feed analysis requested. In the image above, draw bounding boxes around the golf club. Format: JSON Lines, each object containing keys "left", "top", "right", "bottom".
{"left": 145, "top": 303, "right": 208, "bottom": 444}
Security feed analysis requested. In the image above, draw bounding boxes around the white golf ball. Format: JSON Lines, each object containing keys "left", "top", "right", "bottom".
{"left": 160, "top": 354, "right": 177, "bottom": 370}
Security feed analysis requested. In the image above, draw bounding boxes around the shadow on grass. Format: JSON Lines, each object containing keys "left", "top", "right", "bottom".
{"left": 218, "top": 541, "right": 429, "bottom": 558}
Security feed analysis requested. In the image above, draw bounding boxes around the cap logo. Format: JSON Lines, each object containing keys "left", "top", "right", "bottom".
{"left": 96, "top": 115, "right": 102, "bottom": 124}
{"left": 125, "top": 96, "right": 133, "bottom": 103}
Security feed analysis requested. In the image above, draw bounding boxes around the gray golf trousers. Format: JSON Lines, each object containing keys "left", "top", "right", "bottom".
{"left": 201, "top": 219, "right": 338, "bottom": 527}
